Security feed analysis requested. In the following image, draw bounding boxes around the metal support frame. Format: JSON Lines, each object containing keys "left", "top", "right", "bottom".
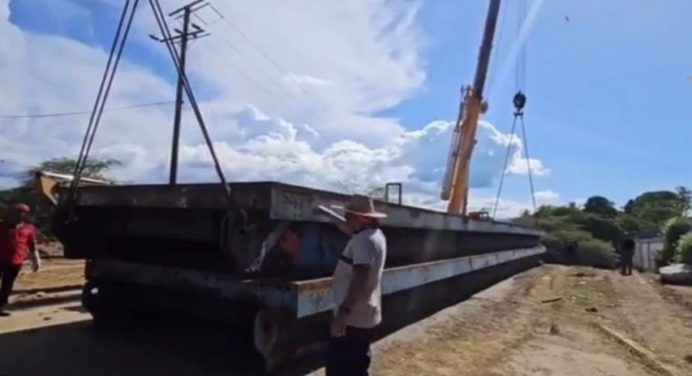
{"left": 87, "top": 246, "right": 545, "bottom": 319}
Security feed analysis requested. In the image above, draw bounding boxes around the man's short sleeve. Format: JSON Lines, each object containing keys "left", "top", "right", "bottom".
{"left": 351, "top": 234, "right": 376, "bottom": 266}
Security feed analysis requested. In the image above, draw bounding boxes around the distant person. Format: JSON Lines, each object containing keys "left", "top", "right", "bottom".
{"left": 620, "top": 238, "right": 635, "bottom": 276}
{"left": 316, "top": 195, "right": 387, "bottom": 376}
{"left": 0, "top": 203, "right": 41, "bottom": 316}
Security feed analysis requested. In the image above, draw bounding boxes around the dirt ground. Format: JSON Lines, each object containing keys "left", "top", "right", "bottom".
{"left": 9, "top": 258, "right": 84, "bottom": 307}
{"left": 367, "top": 265, "right": 692, "bottom": 376}
{"left": 2, "top": 263, "right": 692, "bottom": 375}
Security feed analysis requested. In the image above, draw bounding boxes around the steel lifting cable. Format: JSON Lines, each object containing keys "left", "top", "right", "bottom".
{"left": 150, "top": 0, "right": 232, "bottom": 198}
{"left": 492, "top": 0, "right": 537, "bottom": 218}
{"left": 68, "top": 0, "right": 138, "bottom": 208}
{"left": 520, "top": 114, "right": 537, "bottom": 213}
{"left": 150, "top": 0, "right": 249, "bottom": 269}
{"left": 492, "top": 115, "right": 519, "bottom": 219}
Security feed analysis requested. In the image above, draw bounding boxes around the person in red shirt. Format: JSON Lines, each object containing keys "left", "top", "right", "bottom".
{"left": 0, "top": 203, "right": 41, "bottom": 316}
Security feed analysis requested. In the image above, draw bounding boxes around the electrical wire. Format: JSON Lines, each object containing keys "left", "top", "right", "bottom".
{"left": 210, "top": 10, "right": 332, "bottom": 118}
{"left": 0, "top": 101, "right": 176, "bottom": 120}
{"left": 202, "top": 34, "right": 317, "bottom": 127}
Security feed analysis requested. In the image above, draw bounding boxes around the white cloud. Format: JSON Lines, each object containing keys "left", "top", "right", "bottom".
{"left": 281, "top": 74, "right": 331, "bottom": 94}
{"left": 0, "top": 0, "right": 552, "bottom": 218}
{"left": 534, "top": 189, "right": 560, "bottom": 202}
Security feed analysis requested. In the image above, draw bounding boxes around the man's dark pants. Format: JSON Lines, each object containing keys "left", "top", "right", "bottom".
{"left": 0, "top": 264, "right": 22, "bottom": 308}
{"left": 326, "top": 326, "right": 373, "bottom": 376}
{"left": 620, "top": 254, "right": 633, "bottom": 276}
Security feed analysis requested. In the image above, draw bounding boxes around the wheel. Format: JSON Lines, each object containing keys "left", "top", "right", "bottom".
{"left": 82, "top": 280, "right": 137, "bottom": 331}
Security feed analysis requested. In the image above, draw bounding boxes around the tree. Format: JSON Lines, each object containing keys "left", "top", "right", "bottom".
{"left": 659, "top": 217, "right": 692, "bottom": 266}
{"left": 623, "top": 199, "right": 635, "bottom": 214}
{"left": 676, "top": 233, "right": 692, "bottom": 265}
{"left": 577, "top": 214, "right": 624, "bottom": 246}
{"left": 20, "top": 157, "right": 120, "bottom": 186}
{"left": 583, "top": 195, "right": 618, "bottom": 218}
{"left": 615, "top": 214, "right": 657, "bottom": 236}
{"left": 627, "top": 190, "right": 684, "bottom": 226}
{"left": 675, "top": 186, "right": 691, "bottom": 215}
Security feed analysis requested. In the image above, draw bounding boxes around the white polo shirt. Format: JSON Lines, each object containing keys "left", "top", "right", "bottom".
{"left": 331, "top": 227, "right": 387, "bottom": 328}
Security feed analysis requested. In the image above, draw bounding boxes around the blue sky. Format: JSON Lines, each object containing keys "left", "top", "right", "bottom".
{"left": 2, "top": 0, "right": 691, "bottom": 215}
{"left": 386, "top": 0, "right": 692, "bottom": 207}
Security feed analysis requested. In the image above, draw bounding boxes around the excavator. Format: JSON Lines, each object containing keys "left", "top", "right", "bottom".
{"left": 34, "top": 170, "right": 111, "bottom": 206}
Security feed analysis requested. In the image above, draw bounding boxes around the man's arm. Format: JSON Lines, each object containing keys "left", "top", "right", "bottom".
{"left": 28, "top": 229, "right": 40, "bottom": 271}
{"left": 338, "top": 237, "right": 376, "bottom": 313}
{"left": 338, "top": 264, "right": 370, "bottom": 313}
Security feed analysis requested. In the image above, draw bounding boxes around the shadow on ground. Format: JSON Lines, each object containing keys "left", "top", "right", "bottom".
{"left": 0, "top": 258, "right": 540, "bottom": 376}
{"left": 0, "top": 320, "right": 266, "bottom": 376}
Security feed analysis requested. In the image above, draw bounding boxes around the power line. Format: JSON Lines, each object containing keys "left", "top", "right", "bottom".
{"left": 202, "top": 9, "right": 331, "bottom": 118}
{"left": 0, "top": 100, "right": 176, "bottom": 120}
{"left": 197, "top": 27, "right": 319, "bottom": 127}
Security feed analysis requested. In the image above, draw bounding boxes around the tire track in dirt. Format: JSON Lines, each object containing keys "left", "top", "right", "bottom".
{"left": 371, "top": 266, "right": 553, "bottom": 376}
{"left": 607, "top": 272, "right": 692, "bottom": 374}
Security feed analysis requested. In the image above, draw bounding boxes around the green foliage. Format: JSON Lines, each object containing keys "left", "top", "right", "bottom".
{"left": 576, "top": 214, "right": 624, "bottom": 245}
{"left": 552, "top": 229, "right": 593, "bottom": 244}
{"left": 518, "top": 187, "right": 690, "bottom": 269}
{"left": 676, "top": 233, "right": 692, "bottom": 265}
{"left": 540, "top": 233, "right": 561, "bottom": 251}
{"left": 659, "top": 217, "right": 692, "bottom": 266}
{"left": 676, "top": 186, "right": 692, "bottom": 215}
{"left": 616, "top": 214, "right": 642, "bottom": 235}
{"left": 627, "top": 190, "right": 686, "bottom": 227}
{"left": 576, "top": 238, "right": 615, "bottom": 268}
{"left": 583, "top": 195, "right": 618, "bottom": 218}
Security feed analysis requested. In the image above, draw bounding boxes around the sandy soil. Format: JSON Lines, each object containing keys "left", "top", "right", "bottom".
{"left": 366, "top": 265, "right": 692, "bottom": 376}
{"left": 9, "top": 258, "right": 84, "bottom": 307}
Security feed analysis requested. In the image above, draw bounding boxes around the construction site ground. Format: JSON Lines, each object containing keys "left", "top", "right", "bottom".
{"left": 2, "top": 260, "right": 692, "bottom": 375}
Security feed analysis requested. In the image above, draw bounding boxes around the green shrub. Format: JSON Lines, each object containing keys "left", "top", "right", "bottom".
{"left": 576, "top": 238, "right": 615, "bottom": 269}
{"left": 540, "top": 233, "right": 561, "bottom": 251}
{"left": 659, "top": 217, "right": 692, "bottom": 265}
{"left": 552, "top": 229, "right": 593, "bottom": 244}
{"left": 675, "top": 233, "right": 692, "bottom": 265}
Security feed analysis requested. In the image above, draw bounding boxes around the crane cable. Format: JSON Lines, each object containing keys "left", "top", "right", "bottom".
{"left": 492, "top": 0, "right": 537, "bottom": 218}
{"left": 67, "top": 0, "right": 138, "bottom": 211}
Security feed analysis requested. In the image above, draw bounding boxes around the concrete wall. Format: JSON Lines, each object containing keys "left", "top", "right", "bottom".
{"left": 634, "top": 237, "right": 663, "bottom": 272}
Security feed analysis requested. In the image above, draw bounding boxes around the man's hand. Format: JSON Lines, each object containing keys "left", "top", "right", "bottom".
{"left": 330, "top": 313, "right": 347, "bottom": 337}
{"left": 31, "top": 260, "right": 40, "bottom": 272}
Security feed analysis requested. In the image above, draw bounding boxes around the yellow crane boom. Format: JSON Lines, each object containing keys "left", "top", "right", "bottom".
{"left": 441, "top": 0, "right": 502, "bottom": 217}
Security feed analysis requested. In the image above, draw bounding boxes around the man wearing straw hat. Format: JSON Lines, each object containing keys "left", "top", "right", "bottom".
{"left": 317, "top": 194, "right": 387, "bottom": 376}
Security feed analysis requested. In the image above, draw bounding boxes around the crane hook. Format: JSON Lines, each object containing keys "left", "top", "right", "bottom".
{"left": 513, "top": 91, "right": 526, "bottom": 115}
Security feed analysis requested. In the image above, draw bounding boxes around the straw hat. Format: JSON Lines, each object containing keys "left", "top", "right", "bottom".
{"left": 342, "top": 194, "right": 388, "bottom": 219}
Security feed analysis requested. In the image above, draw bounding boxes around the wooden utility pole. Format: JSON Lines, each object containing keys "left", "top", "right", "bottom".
{"left": 151, "top": 0, "right": 209, "bottom": 185}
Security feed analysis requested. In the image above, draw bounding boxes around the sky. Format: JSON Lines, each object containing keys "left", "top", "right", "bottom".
{"left": 0, "top": 0, "right": 691, "bottom": 218}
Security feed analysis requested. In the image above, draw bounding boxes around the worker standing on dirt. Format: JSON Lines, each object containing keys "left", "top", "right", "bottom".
{"left": 0, "top": 203, "right": 41, "bottom": 316}
{"left": 318, "top": 195, "right": 387, "bottom": 376}
{"left": 620, "top": 238, "right": 635, "bottom": 276}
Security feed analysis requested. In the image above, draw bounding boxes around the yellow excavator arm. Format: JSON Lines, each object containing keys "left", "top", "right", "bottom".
{"left": 34, "top": 170, "right": 112, "bottom": 206}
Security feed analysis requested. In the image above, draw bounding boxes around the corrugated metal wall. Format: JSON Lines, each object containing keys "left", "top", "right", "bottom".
{"left": 634, "top": 237, "right": 663, "bottom": 272}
